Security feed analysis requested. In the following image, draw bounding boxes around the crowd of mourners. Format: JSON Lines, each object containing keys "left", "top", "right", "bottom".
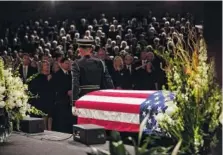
{"left": 0, "top": 11, "right": 200, "bottom": 133}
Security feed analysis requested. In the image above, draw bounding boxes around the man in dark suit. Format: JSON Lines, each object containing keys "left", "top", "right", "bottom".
{"left": 19, "top": 53, "right": 37, "bottom": 83}
{"left": 133, "top": 50, "right": 148, "bottom": 90}
{"left": 51, "top": 57, "right": 73, "bottom": 133}
{"left": 122, "top": 54, "right": 134, "bottom": 89}
{"left": 96, "top": 48, "right": 113, "bottom": 75}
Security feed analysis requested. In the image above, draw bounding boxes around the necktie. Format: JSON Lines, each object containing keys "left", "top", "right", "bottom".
{"left": 127, "top": 65, "right": 131, "bottom": 74}
{"left": 23, "top": 66, "right": 27, "bottom": 79}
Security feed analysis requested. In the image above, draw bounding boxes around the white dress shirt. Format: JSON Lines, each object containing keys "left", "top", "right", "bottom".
{"left": 126, "top": 65, "right": 132, "bottom": 74}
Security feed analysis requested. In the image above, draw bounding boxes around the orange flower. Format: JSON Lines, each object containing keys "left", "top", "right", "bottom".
{"left": 184, "top": 66, "right": 192, "bottom": 75}
{"left": 192, "top": 49, "right": 199, "bottom": 71}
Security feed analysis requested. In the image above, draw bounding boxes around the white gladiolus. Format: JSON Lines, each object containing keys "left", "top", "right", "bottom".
{"left": 0, "top": 101, "right": 6, "bottom": 108}
{"left": 155, "top": 113, "right": 165, "bottom": 123}
{"left": 164, "top": 114, "right": 174, "bottom": 125}
{"left": 165, "top": 104, "right": 178, "bottom": 116}
{"left": 165, "top": 100, "right": 175, "bottom": 107}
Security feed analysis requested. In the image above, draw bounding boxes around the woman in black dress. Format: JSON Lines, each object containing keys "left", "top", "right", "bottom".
{"left": 29, "top": 60, "right": 54, "bottom": 130}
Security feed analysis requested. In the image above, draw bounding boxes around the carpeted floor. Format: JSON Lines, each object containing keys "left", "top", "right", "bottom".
{"left": 0, "top": 131, "right": 134, "bottom": 155}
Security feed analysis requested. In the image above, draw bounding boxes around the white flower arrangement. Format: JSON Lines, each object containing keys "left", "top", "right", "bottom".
{"left": 0, "top": 58, "right": 44, "bottom": 127}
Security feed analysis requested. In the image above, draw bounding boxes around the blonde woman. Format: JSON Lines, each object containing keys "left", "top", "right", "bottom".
{"left": 111, "top": 56, "right": 124, "bottom": 89}
{"left": 29, "top": 60, "right": 53, "bottom": 130}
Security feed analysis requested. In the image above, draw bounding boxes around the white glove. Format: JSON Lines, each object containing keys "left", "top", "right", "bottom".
{"left": 72, "top": 106, "right": 78, "bottom": 116}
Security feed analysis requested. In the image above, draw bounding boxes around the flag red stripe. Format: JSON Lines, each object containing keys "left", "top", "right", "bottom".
{"left": 88, "top": 91, "right": 150, "bottom": 99}
{"left": 75, "top": 101, "right": 140, "bottom": 113}
{"left": 78, "top": 117, "right": 139, "bottom": 132}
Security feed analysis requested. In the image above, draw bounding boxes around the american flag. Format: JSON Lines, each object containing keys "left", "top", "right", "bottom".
{"left": 74, "top": 89, "right": 175, "bottom": 133}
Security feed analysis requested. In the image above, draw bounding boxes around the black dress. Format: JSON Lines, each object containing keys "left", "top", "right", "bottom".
{"left": 29, "top": 73, "right": 54, "bottom": 117}
{"left": 111, "top": 68, "right": 124, "bottom": 88}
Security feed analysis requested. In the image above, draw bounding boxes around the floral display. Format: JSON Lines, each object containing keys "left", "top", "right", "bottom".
{"left": 152, "top": 29, "right": 222, "bottom": 154}
{"left": 88, "top": 29, "right": 222, "bottom": 155}
{"left": 0, "top": 58, "right": 43, "bottom": 142}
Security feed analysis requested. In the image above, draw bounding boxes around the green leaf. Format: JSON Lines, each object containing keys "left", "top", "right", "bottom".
{"left": 111, "top": 131, "right": 121, "bottom": 142}
{"left": 128, "top": 137, "right": 139, "bottom": 155}
{"left": 138, "top": 114, "right": 149, "bottom": 146}
{"left": 171, "top": 139, "right": 182, "bottom": 155}
{"left": 111, "top": 141, "right": 126, "bottom": 155}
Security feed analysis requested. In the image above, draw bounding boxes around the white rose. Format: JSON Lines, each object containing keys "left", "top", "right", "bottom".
{"left": 0, "top": 101, "right": 6, "bottom": 108}
{"left": 24, "top": 103, "right": 31, "bottom": 110}
{"left": 14, "top": 91, "right": 22, "bottom": 98}
{"left": 0, "top": 95, "right": 4, "bottom": 100}
{"left": 19, "top": 107, "right": 27, "bottom": 117}
{"left": 16, "top": 100, "right": 23, "bottom": 107}
{"left": 23, "top": 98, "right": 28, "bottom": 105}
{"left": 8, "top": 103, "right": 14, "bottom": 109}
{"left": 7, "top": 97, "right": 14, "bottom": 104}
{"left": 0, "top": 86, "right": 5, "bottom": 94}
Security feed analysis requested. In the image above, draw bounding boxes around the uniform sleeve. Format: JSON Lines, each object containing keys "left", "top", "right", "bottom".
{"left": 100, "top": 60, "right": 115, "bottom": 89}
{"left": 71, "top": 61, "right": 80, "bottom": 104}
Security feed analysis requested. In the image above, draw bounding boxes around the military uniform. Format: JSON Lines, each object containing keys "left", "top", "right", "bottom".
{"left": 72, "top": 39, "right": 114, "bottom": 104}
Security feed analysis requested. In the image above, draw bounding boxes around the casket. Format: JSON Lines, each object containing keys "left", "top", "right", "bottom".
{"left": 74, "top": 89, "right": 175, "bottom": 133}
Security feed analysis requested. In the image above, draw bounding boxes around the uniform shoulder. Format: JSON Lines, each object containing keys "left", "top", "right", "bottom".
{"left": 90, "top": 57, "right": 101, "bottom": 62}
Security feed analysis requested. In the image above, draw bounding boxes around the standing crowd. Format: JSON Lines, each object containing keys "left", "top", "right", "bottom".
{"left": 0, "top": 12, "right": 200, "bottom": 133}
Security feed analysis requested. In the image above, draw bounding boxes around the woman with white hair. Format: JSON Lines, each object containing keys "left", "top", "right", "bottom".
{"left": 108, "top": 25, "right": 118, "bottom": 40}
{"left": 83, "top": 30, "right": 93, "bottom": 39}
{"left": 117, "top": 25, "right": 123, "bottom": 39}
{"left": 116, "top": 35, "right": 122, "bottom": 46}
{"left": 59, "top": 28, "right": 66, "bottom": 37}
{"left": 88, "top": 25, "right": 96, "bottom": 37}
{"left": 120, "top": 41, "right": 128, "bottom": 51}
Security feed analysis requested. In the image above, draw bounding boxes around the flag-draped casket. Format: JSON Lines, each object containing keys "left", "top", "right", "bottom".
{"left": 74, "top": 89, "right": 175, "bottom": 133}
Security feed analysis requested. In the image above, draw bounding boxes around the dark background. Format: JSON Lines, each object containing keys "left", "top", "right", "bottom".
{"left": 0, "top": 1, "right": 221, "bottom": 84}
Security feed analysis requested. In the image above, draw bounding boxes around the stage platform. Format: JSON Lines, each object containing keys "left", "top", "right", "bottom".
{"left": 0, "top": 131, "right": 134, "bottom": 155}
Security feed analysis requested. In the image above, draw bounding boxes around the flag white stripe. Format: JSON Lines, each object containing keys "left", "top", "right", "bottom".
{"left": 100, "top": 89, "right": 157, "bottom": 94}
{"left": 76, "top": 108, "right": 139, "bottom": 124}
{"left": 78, "top": 95, "right": 146, "bottom": 105}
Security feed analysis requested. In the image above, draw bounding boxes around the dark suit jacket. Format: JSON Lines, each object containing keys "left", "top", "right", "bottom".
{"left": 122, "top": 65, "right": 134, "bottom": 89}
{"left": 50, "top": 69, "right": 73, "bottom": 133}
{"left": 50, "top": 69, "right": 72, "bottom": 103}
{"left": 133, "top": 68, "right": 157, "bottom": 90}
{"left": 18, "top": 65, "right": 38, "bottom": 83}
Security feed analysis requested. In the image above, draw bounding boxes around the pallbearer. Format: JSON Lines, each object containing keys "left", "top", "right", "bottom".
{"left": 72, "top": 39, "right": 114, "bottom": 113}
